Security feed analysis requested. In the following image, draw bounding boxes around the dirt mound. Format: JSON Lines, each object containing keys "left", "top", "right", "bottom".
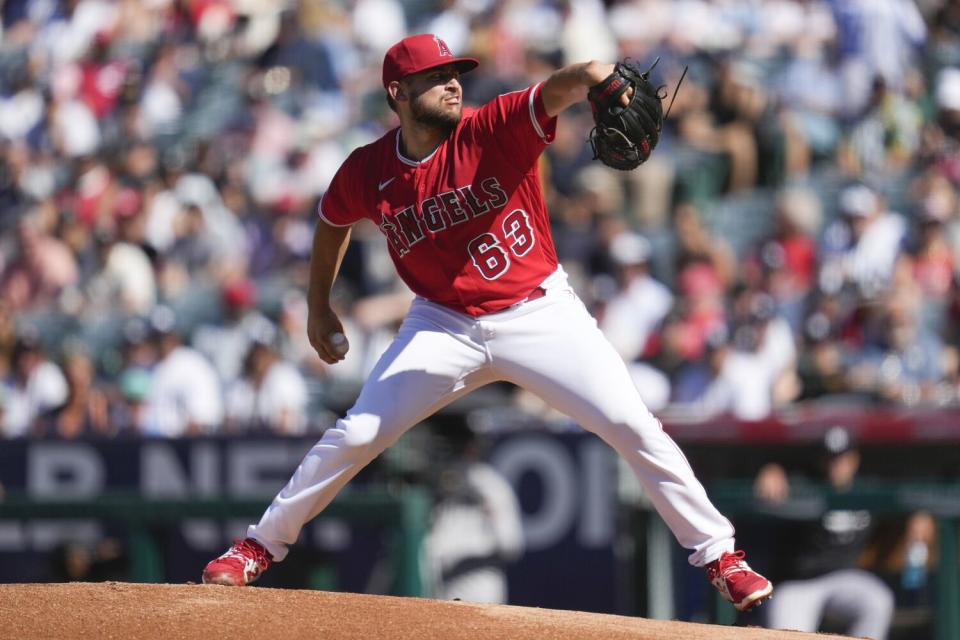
{"left": 0, "top": 582, "right": 848, "bottom": 639}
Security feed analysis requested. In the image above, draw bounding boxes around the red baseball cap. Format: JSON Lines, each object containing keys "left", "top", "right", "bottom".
{"left": 382, "top": 34, "right": 479, "bottom": 89}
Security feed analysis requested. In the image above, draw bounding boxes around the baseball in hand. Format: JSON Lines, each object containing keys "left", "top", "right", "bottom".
{"left": 329, "top": 331, "right": 349, "bottom": 357}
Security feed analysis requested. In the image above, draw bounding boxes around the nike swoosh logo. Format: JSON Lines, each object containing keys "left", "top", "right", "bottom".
{"left": 378, "top": 177, "right": 396, "bottom": 191}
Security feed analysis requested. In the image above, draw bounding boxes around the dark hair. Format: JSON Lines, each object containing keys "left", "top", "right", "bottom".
{"left": 386, "top": 92, "right": 397, "bottom": 113}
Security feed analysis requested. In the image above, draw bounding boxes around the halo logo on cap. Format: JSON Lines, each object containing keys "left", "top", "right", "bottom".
{"left": 434, "top": 35, "right": 452, "bottom": 57}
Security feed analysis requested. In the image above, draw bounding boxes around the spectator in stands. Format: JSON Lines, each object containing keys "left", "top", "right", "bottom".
{"left": 0, "top": 302, "right": 18, "bottom": 381}
{"left": 160, "top": 162, "right": 247, "bottom": 288}
{"left": 923, "top": 66, "right": 960, "bottom": 184}
{"left": 600, "top": 231, "right": 673, "bottom": 364}
{"left": 796, "top": 306, "right": 856, "bottom": 403}
{"left": 670, "top": 325, "right": 730, "bottom": 410}
{"left": 898, "top": 177, "right": 957, "bottom": 307}
{"left": 33, "top": 346, "right": 111, "bottom": 439}
{"left": 224, "top": 322, "right": 309, "bottom": 435}
{"left": 830, "top": 0, "right": 927, "bottom": 117}
{"left": 1, "top": 331, "right": 68, "bottom": 438}
{"left": 86, "top": 186, "right": 157, "bottom": 315}
{"left": 686, "top": 57, "right": 783, "bottom": 192}
{"left": 259, "top": 10, "right": 340, "bottom": 93}
{"left": 192, "top": 277, "right": 269, "bottom": 385}
{"left": 743, "top": 188, "right": 821, "bottom": 332}
{"left": 839, "top": 75, "right": 924, "bottom": 175}
{"left": 819, "top": 183, "right": 907, "bottom": 299}
{"left": 670, "top": 295, "right": 795, "bottom": 422}
{"left": 777, "top": 29, "right": 846, "bottom": 171}
{"left": 118, "top": 315, "right": 157, "bottom": 371}
{"left": 112, "top": 367, "right": 151, "bottom": 437}
{"left": 0, "top": 65, "right": 46, "bottom": 144}
{"left": 547, "top": 177, "right": 607, "bottom": 286}
{"left": 141, "top": 305, "right": 223, "bottom": 437}
{"left": 673, "top": 203, "right": 738, "bottom": 291}
{"left": 137, "top": 42, "right": 187, "bottom": 140}
{"left": 928, "top": 3, "right": 960, "bottom": 71}
{"left": 734, "top": 290, "right": 801, "bottom": 409}
{"left": 754, "top": 425, "right": 932, "bottom": 639}
{"left": 0, "top": 206, "right": 79, "bottom": 312}
{"left": 847, "top": 289, "right": 946, "bottom": 405}
{"left": 660, "top": 260, "right": 727, "bottom": 370}
{"left": 109, "top": 316, "right": 157, "bottom": 435}
{"left": 166, "top": 203, "right": 216, "bottom": 276}
{"left": 598, "top": 231, "right": 673, "bottom": 411}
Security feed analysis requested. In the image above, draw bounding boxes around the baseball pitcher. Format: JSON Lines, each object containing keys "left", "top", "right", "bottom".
{"left": 203, "top": 33, "right": 773, "bottom": 612}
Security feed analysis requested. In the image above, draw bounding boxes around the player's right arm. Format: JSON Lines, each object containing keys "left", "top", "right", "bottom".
{"left": 307, "top": 218, "right": 351, "bottom": 365}
{"left": 309, "top": 150, "right": 367, "bottom": 365}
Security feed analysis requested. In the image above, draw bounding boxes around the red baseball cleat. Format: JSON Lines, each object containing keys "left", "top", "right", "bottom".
{"left": 706, "top": 550, "right": 773, "bottom": 612}
{"left": 202, "top": 538, "right": 272, "bottom": 586}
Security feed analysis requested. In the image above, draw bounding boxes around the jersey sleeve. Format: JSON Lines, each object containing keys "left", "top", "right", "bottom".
{"left": 317, "top": 149, "right": 366, "bottom": 227}
{"left": 466, "top": 82, "right": 558, "bottom": 167}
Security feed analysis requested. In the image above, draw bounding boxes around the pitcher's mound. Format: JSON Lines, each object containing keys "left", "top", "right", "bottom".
{"left": 0, "top": 582, "right": 849, "bottom": 639}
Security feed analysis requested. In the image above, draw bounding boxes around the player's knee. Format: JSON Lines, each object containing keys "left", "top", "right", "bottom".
{"left": 853, "top": 577, "right": 894, "bottom": 622}
{"left": 593, "top": 411, "right": 658, "bottom": 444}
{"left": 865, "top": 583, "right": 895, "bottom": 618}
{"left": 339, "top": 415, "right": 386, "bottom": 457}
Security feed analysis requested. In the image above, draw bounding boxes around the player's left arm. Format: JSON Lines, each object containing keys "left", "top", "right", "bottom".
{"left": 540, "top": 61, "right": 625, "bottom": 117}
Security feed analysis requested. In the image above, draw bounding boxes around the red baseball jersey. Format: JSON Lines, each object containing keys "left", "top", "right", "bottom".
{"left": 319, "top": 83, "right": 559, "bottom": 316}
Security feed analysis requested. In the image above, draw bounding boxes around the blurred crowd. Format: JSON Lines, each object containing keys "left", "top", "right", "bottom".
{"left": 3, "top": 0, "right": 960, "bottom": 439}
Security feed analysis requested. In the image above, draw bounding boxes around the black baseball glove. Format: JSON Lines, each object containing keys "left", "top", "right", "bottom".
{"left": 587, "top": 59, "right": 665, "bottom": 171}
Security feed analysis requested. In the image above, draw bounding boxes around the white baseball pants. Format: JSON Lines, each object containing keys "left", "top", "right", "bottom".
{"left": 248, "top": 268, "right": 735, "bottom": 566}
{"left": 766, "top": 569, "right": 894, "bottom": 639}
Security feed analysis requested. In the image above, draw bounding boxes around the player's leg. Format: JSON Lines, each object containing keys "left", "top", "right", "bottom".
{"left": 821, "top": 569, "right": 894, "bottom": 640}
{"left": 204, "top": 300, "right": 493, "bottom": 584}
{"left": 487, "top": 291, "right": 772, "bottom": 610}
{"left": 765, "top": 578, "right": 826, "bottom": 632}
{"left": 486, "top": 290, "right": 734, "bottom": 565}
{"left": 249, "top": 305, "right": 494, "bottom": 560}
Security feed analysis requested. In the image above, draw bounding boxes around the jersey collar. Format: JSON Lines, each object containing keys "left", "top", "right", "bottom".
{"left": 395, "top": 128, "right": 442, "bottom": 167}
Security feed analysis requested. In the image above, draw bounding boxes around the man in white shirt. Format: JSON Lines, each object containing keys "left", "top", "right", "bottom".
{"left": 143, "top": 306, "right": 224, "bottom": 437}
{"left": 599, "top": 232, "right": 673, "bottom": 410}
{"left": 600, "top": 231, "right": 674, "bottom": 362}
{"left": 820, "top": 184, "right": 906, "bottom": 299}
{"left": 2, "top": 333, "right": 68, "bottom": 438}
{"left": 225, "top": 332, "right": 309, "bottom": 435}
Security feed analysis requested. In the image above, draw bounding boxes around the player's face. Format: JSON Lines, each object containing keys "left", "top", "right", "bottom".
{"left": 403, "top": 64, "right": 463, "bottom": 131}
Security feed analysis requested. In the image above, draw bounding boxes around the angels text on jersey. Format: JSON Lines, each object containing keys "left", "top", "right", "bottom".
{"left": 377, "top": 176, "right": 508, "bottom": 257}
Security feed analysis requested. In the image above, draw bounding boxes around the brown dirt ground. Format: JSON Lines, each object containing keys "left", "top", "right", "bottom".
{"left": 0, "top": 582, "right": 855, "bottom": 640}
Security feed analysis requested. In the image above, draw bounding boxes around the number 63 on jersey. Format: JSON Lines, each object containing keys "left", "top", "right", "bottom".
{"left": 467, "top": 209, "right": 536, "bottom": 280}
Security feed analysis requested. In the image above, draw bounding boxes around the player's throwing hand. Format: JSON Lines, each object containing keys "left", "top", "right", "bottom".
{"left": 308, "top": 306, "right": 348, "bottom": 364}
{"left": 328, "top": 331, "right": 349, "bottom": 358}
